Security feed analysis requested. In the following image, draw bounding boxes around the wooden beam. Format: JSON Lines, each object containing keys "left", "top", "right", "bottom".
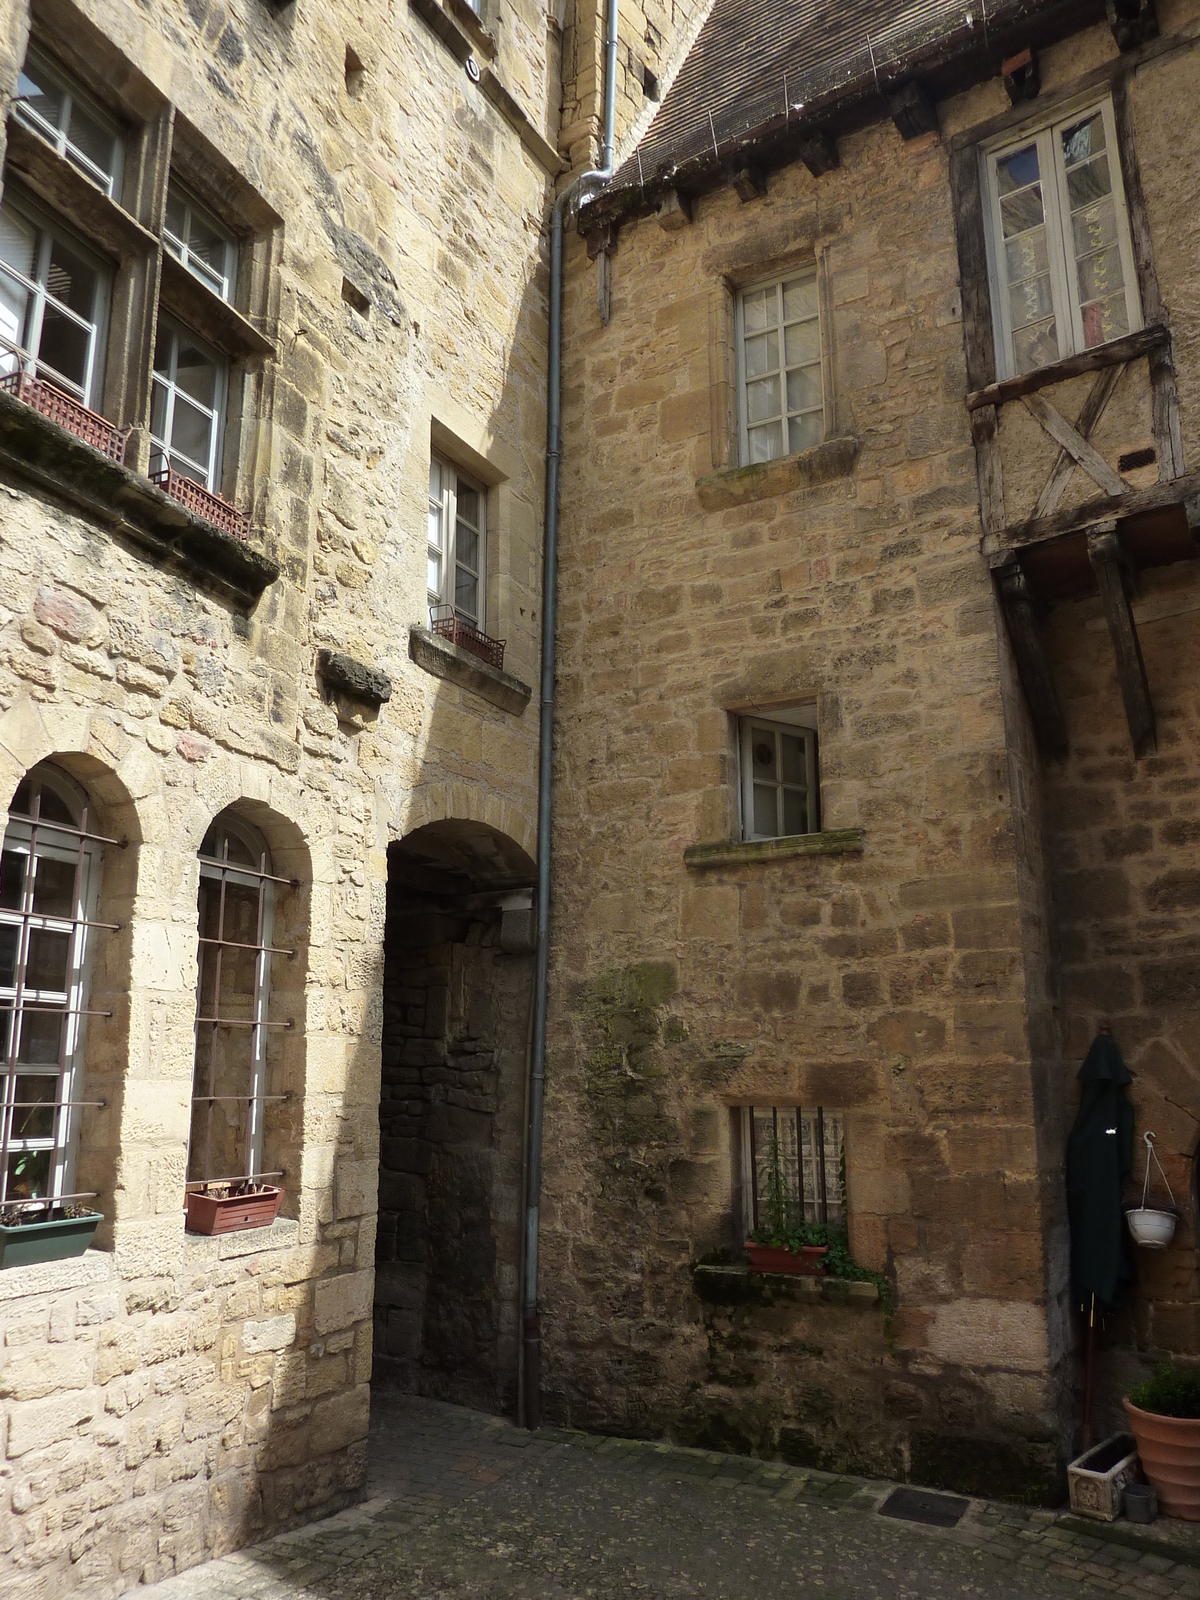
{"left": 949, "top": 145, "right": 996, "bottom": 392}
{"left": 989, "top": 469, "right": 1200, "bottom": 557}
{"left": 970, "top": 404, "right": 1005, "bottom": 536}
{"left": 731, "top": 166, "right": 767, "bottom": 202}
{"left": 1087, "top": 525, "right": 1155, "bottom": 756}
{"left": 966, "top": 324, "right": 1167, "bottom": 411}
{"left": 890, "top": 81, "right": 938, "bottom": 141}
{"left": 1022, "top": 391, "right": 1127, "bottom": 497}
{"left": 1002, "top": 48, "right": 1040, "bottom": 105}
{"left": 796, "top": 131, "right": 839, "bottom": 177}
{"left": 1033, "top": 364, "right": 1125, "bottom": 520}
{"left": 996, "top": 563, "right": 1069, "bottom": 760}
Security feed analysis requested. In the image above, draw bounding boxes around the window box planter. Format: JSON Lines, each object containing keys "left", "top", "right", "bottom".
{"left": 1066, "top": 1431, "right": 1138, "bottom": 1521}
{"left": 185, "top": 1181, "right": 283, "bottom": 1236}
{"left": 0, "top": 1206, "right": 103, "bottom": 1269}
{"left": 745, "top": 1241, "right": 828, "bottom": 1276}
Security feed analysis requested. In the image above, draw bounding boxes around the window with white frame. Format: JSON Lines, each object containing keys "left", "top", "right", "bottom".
{"left": 428, "top": 454, "right": 486, "bottom": 629}
{"left": 738, "top": 711, "right": 819, "bottom": 840}
{"left": 13, "top": 45, "right": 123, "bottom": 198}
{"left": 982, "top": 99, "right": 1141, "bottom": 379}
{"left": 739, "top": 1105, "right": 846, "bottom": 1236}
{"left": 150, "top": 316, "right": 228, "bottom": 488}
{"left": 0, "top": 194, "right": 111, "bottom": 406}
{"left": 188, "top": 812, "right": 284, "bottom": 1189}
{"left": 164, "top": 179, "right": 238, "bottom": 304}
{"left": 0, "top": 764, "right": 104, "bottom": 1206}
{"left": 736, "top": 272, "right": 823, "bottom": 465}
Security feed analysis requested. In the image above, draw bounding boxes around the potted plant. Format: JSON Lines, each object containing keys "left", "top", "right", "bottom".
{"left": 0, "top": 1197, "right": 103, "bottom": 1269}
{"left": 185, "top": 1179, "right": 283, "bottom": 1236}
{"left": 1124, "top": 1363, "right": 1200, "bottom": 1520}
{"left": 744, "top": 1135, "right": 829, "bottom": 1276}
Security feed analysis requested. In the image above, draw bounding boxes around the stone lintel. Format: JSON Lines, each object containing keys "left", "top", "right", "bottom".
{"left": 692, "top": 1263, "right": 880, "bottom": 1306}
{"left": 0, "top": 389, "right": 279, "bottom": 606}
{"left": 684, "top": 829, "right": 865, "bottom": 870}
{"left": 317, "top": 649, "right": 393, "bottom": 707}
{"left": 696, "top": 437, "right": 859, "bottom": 511}
{"left": 409, "top": 625, "right": 533, "bottom": 716}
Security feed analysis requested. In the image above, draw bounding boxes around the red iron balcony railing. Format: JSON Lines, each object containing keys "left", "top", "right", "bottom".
{"left": 429, "top": 606, "right": 506, "bottom": 672}
{"left": 1, "top": 370, "right": 127, "bottom": 461}
{"left": 150, "top": 465, "right": 250, "bottom": 543}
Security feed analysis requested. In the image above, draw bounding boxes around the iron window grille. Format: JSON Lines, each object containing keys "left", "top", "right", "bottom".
{"left": 981, "top": 98, "right": 1142, "bottom": 379}
{"left": 738, "top": 711, "right": 819, "bottom": 841}
{"left": 736, "top": 271, "right": 824, "bottom": 465}
{"left": 0, "top": 763, "right": 113, "bottom": 1207}
{"left": 13, "top": 45, "right": 124, "bottom": 198}
{"left": 188, "top": 813, "right": 294, "bottom": 1191}
{"left": 163, "top": 179, "right": 238, "bottom": 304}
{"left": 741, "top": 1105, "right": 845, "bottom": 1235}
{"left": 0, "top": 192, "right": 112, "bottom": 410}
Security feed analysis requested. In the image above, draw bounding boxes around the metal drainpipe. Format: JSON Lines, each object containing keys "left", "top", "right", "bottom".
{"left": 521, "top": 0, "right": 620, "bottom": 1431}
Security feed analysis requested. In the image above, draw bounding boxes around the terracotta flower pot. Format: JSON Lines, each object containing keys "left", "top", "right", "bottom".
{"left": 185, "top": 1184, "right": 283, "bottom": 1236}
{"left": 745, "top": 1242, "right": 829, "bottom": 1277}
{"left": 1124, "top": 1398, "right": 1200, "bottom": 1520}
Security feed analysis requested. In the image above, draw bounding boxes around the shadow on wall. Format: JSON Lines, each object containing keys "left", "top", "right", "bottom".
{"left": 373, "top": 819, "right": 536, "bottom": 1416}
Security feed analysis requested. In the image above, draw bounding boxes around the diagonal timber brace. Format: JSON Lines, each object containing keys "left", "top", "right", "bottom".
{"left": 1023, "top": 391, "right": 1128, "bottom": 498}
{"left": 1087, "top": 523, "right": 1156, "bottom": 757}
{"left": 996, "top": 562, "right": 1069, "bottom": 760}
{"left": 1033, "top": 364, "right": 1126, "bottom": 519}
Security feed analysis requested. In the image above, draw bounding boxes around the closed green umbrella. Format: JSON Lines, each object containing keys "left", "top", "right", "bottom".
{"left": 1066, "top": 1025, "right": 1135, "bottom": 1445}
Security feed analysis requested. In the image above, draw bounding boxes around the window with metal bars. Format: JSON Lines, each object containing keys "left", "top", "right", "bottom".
{"left": 0, "top": 763, "right": 112, "bottom": 1207}
{"left": 740, "top": 1105, "right": 845, "bottom": 1237}
{"left": 187, "top": 811, "right": 293, "bottom": 1191}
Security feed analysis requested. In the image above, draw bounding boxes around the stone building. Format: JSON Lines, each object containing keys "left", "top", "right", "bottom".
{"left": 540, "top": 0, "right": 1200, "bottom": 1500}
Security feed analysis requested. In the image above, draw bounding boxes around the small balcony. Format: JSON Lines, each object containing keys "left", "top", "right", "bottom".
{"left": 429, "top": 605, "right": 506, "bottom": 671}
{"left": 1, "top": 370, "right": 127, "bottom": 462}
{"left": 150, "top": 464, "right": 250, "bottom": 544}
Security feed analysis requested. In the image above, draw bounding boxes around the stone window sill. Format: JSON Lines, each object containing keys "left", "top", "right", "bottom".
{"left": 684, "top": 828, "right": 864, "bottom": 870}
{"left": 693, "top": 1263, "right": 880, "bottom": 1305}
{"left": 0, "top": 1246, "right": 113, "bottom": 1302}
{"left": 409, "top": 624, "right": 532, "bottom": 715}
{"left": 182, "top": 1216, "right": 300, "bottom": 1261}
{"left": 696, "top": 436, "right": 859, "bottom": 511}
{"left": 0, "top": 387, "right": 279, "bottom": 606}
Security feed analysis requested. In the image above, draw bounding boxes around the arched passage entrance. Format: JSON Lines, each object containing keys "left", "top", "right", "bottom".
{"left": 373, "top": 820, "right": 536, "bottom": 1414}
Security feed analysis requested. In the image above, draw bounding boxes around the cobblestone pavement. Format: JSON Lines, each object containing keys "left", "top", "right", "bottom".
{"left": 140, "top": 1394, "right": 1200, "bottom": 1600}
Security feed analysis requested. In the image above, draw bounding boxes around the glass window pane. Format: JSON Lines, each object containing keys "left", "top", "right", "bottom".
{"left": 153, "top": 325, "right": 173, "bottom": 375}
{"left": 742, "top": 287, "right": 773, "bottom": 334}
{"left": 743, "top": 331, "right": 777, "bottom": 379}
{"left": 31, "top": 856, "right": 75, "bottom": 918}
{"left": 66, "top": 105, "right": 118, "bottom": 186}
{"left": 428, "top": 458, "right": 442, "bottom": 501}
{"left": 16, "top": 65, "right": 65, "bottom": 138}
{"left": 36, "top": 304, "right": 90, "bottom": 392}
{"left": 788, "top": 410, "right": 823, "bottom": 452}
{"left": 747, "top": 421, "right": 782, "bottom": 463}
{"left": 780, "top": 734, "right": 807, "bottom": 785}
{"left": 0, "top": 923, "right": 18, "bottom": 986}
{"left": 45, "top": 236, "right": 98, "bottom": 320}
{"left": 7, "top": 1147, "right": 51, "bottom": 1199}
{"left": 170, "top": 395, "right": 214, "bottom": 469}
{"left": 34, "top": 788, "right": 74, "bottom": 827}
{"left": 1012, "top": 317, "right": 1060, "bottom": 374}
{"left": 996, "top": 143, "right": 1039, "bottom": 194}
{"left": 782, "top": 277, "right": 818, "bottom": 320}
{"left": 752, "top": 784, "right": 777, "bottom": 838}
{"left": 1071, "top": 198, "right": 1118, "bottom": 262}
{"left": 1009, "top": 273, "right": 1054, "bottom": 331}
{"left": 25, "top": 928, "right": 70, "bottom": 992}
{"left": 185, "top": 212, "right": 229, "bottom": 283}
{"left": 750, "top": 730, "right": 777, "bottom": 782}
{"left": 0, "top": 207, "right": 37, "bottom": 279}
{"left": 173, "top": 341, "right": 218, "bottom": 409}
{"left": 784, "top": 321, "right": 820, "bottom": 367}
{"left": 1077, "top": 246, "right": 1125, "bottom": 306}
{"left": 1080, "top": 293, "right": 1129, "bottom": 350}
{"left": 428, "top": 503, "right": 443, "bottom": 553}
{"left": 0, "top": 850, "right": 27, "bottom": 911}
{"left": 1061, "top": 113, "right": 1106, "bottom": 168}
{"left": 17, "top": 1008, "right": 64, "bottom": 1065}
{"left": 782, "top": 788, "right": 808, "bottom": 836}
{"left": 165, "top": 188, "right": 187, "bottom": 246}
{"left": 14, "top": 1075, "right": 58, "bottom": 1140}
{"left": 786, "top": 365, "right": 821, "bottom": 413}
{"left": 1066, "top": 154, "right": 1113, "bottom": 212}
{"left": 150, "top": 376, "right": 169, "bottom": 441}
{"left": 427, "top": 553, "right": 441, "bottom": 596}
{"left": 455, "top": 568, "right": 478, "bottom": 620}
{"left": 456, "top": 484, "right": 480, "bottom": 527}
{"left": 1000, "top": 185, "right": 1045, "bottom": 238}
{"left": 1005, "top": 229, "right": 1049, "bottom": 285}
{"left": 456, "top": 521, "right": 479, "bottom": 572}
{"left": 745, "top": 375, "right": 780, "bottom": 424}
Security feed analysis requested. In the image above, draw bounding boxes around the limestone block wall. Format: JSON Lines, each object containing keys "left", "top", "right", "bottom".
{"left": 542, "top": 109, "right": 1067, "bottom": 1496}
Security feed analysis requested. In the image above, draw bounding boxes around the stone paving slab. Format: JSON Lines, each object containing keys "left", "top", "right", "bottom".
{"left": 138, "top": 1393, "right": 1200, "bottom": 1600}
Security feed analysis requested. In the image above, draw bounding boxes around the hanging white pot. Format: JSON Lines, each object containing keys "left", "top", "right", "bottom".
{"left": 1125, "top": 1131, "right": 1178, "bottom": 1250}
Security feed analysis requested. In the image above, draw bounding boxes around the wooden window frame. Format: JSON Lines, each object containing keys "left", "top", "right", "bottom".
{"left": 734, "top": 269, "right": 825, "bottom": 466}
{"left": 738, "top": 709, "right": 819, "bottom": 842}
{"left": 428, "top": 452, "right": 488, "bottom": 631}
{"left": 980, "top": 96, "right": 1142, "bottom": 381}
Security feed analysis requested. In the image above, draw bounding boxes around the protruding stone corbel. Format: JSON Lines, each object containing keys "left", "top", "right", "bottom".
{"left": 797, "top": 130, "right": 840, "bottom": 177}
{"left": 1087, "top": 522, "right": 1156, "bottom": 757}
{"left": 1002, "top": 48, "right": 1040, "bottom": 104}
{"left": 996, "top": 562, "right": 1069, "bottom": 760}
{"left": 731, "top": 166, "right": 767, "bottom": 202}
{"left": 656, "top": 189, "right": 693, "bottom": 231}
{"left": 890, "top": 81, "right": 938, "bottom": 141}
{"left": 1106, "top": 0, "right": 1158, "bottom": 51}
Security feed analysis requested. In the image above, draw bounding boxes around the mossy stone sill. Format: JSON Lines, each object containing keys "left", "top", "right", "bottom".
{"left": 696, "top": 436, "right": 859, "bottom": 510}
{"left": 693, "top": 1263, "right": 880, "bottom": 1306}
{"left": 0, "top": 389, "right": 279, "bottom": 606}
{"left": 684, "top": 829, "right": 864, "bottom": 870}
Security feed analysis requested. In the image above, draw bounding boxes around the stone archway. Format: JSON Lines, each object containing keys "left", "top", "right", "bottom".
{"left": 374, "top": 819, "right": 536, "bottom": 1415}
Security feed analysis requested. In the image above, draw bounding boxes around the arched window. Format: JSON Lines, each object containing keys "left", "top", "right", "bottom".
{"left": 0, "top": 763, "right": 107, "bottom": 1205}
{"left": 188, "top": 811, "right": 288, "bottom": 1191}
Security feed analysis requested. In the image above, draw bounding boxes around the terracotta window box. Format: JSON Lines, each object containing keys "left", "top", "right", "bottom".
{"left": 0, "top": 1204, "right": 103, "bottom": 1269}
{"left": 1, "top": 370, "right": 127, "bottom": 461}
{"left": 745, "top": 1241, "right": 829, "bottom": 1276}
{"left": 185, "top": 1181, "right": 283, "bottom": 1236}
{"left": 150, "top": 465, "right": 250, "bottom": 543}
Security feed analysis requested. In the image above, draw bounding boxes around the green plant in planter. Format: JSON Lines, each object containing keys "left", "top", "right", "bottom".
{"left": 1128, "top": 1362, "right": 1200, "bottom": 1418}
{"left": 748, "top": 1132, "right": 799, "bottom": 1245}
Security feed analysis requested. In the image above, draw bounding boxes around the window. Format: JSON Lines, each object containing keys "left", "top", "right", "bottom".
{"left": 0, "top": 194, "right": 111, "bottom": 406}
{"left": 428, "top": 454, "right": 486, "bottom": 628}
{"left": 736, "top": 272, "right": 823, "bottom": 464}
{"left": 164, "top": 180, "right": 237, "bottom": 303}
{"left": 0, "top": 764, "right": 104, "bottom": 1206}
{"left": 13, "top": 46, "right": 123, "bottom": 197}
{"left": 740, "top": 1105, "right": 845, "bottom": 1236}
{"left": 150, "top": 316, "right": 228, "bottom": 489}
{"left": 738, "top": 711, "right": 818, "bottom": 840}
{"left": 982, "top": 100, "right": 1141, "bottom": 378}
{"left": 188, "top": 813, "right": 284, "bottom": 1189}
